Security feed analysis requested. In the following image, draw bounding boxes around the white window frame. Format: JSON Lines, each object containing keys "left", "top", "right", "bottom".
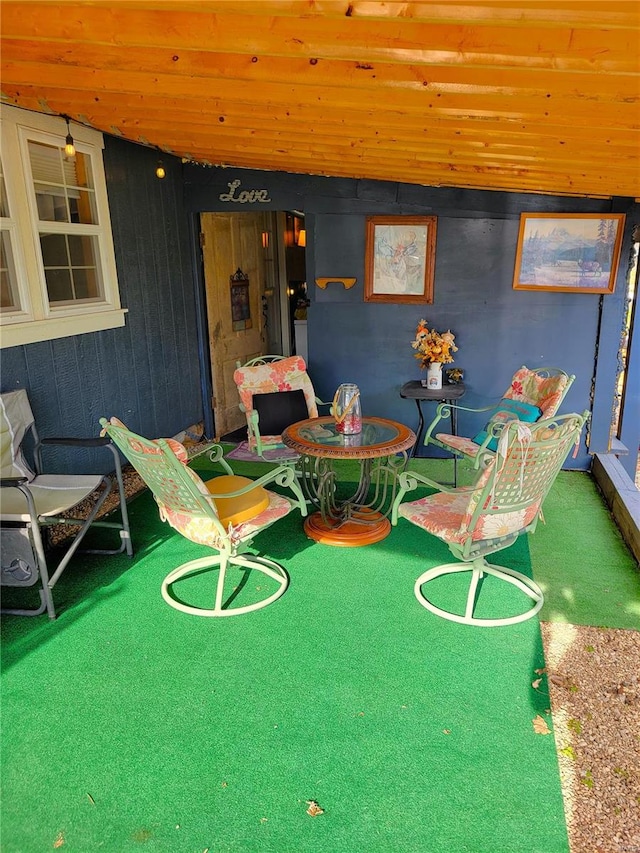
{"left": 1, "top": 105, "right": 127, "bottom": 348}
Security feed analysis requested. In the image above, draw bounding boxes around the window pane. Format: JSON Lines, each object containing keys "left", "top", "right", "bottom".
{"left": 40, "top": 233, "right": 103, "bottom": 304}
{"left": 73, "top": 152, "right": 94, "bottom": 190}
{"left": 0, "top": 231, "right": 21, "bottom": 311}
{"left": 68, "top": 234, "right": 97, "bottom": 267}
{"left": 29, "top": 141, "right": 97, "bottom": 225}
{"left": 40, "top": 233, "right": 69, "bottom": 266}
{"left": 69, "top": 189, "right": 98, "bottom": 224}
{"left": 44, "top": 267, "right": 73, "bottom": 303}
{"left": 72, "top": 267, "right": 99, "bottom": 300}
{"left": 35, "top": 183, "right": 69, "bottom": 222}
{"left": 28, "top": 140, "right": 64, "bottom": 185}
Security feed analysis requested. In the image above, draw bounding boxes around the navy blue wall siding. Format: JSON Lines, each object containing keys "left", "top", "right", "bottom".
{"left": 185, "top": 166, "right": 639, "bottom": 472}
{"left": 309, "top": 214, "right": 600, "bottom": 468}
{"left": 1, "top": 138, "right": 202, "bottom": 475}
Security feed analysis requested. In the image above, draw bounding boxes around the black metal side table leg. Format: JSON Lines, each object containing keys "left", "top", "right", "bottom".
{"left": 412, "top": 400, "right": 425, "bottom": 458}
{"left": 451, "top": 402, "right": 458, "bottom": 487}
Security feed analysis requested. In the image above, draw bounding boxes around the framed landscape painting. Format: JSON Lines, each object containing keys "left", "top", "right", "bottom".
{"left": 364, "top": 215, "right": 437, "bottom": 304}
{"left": 512, "top": 213, "right": 626, "bottom": 294}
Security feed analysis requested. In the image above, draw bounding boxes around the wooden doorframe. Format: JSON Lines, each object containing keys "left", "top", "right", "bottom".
{"left": 275, "top": 211, "right": 292, "bottom": 358}
{"left": 193, "top": 210, "right": 293, "bottom": 439}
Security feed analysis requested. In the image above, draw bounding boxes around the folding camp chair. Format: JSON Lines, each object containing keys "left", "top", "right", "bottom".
{"left": 1, "top": 389, "right": 132, "bottom": 619}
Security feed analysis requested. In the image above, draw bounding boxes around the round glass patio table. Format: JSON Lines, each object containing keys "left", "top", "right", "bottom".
{"left": 282, "top": 416, "right": 416, "bottom": 547}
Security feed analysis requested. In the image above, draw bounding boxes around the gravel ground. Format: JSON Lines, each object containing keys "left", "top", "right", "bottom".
{"left": 53, "top": 449, "right": 640, "bottom": 852}
{"left": 541, "top": 622, "right": 640, "bottom": 853}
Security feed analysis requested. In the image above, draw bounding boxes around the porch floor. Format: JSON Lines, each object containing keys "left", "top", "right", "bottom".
{"left": 1, "top": 452, "right": 638, "bottom": 853}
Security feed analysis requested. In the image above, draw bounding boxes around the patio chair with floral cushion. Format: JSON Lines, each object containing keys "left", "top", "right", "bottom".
{"left": 423, "top": 366, "right": 575, "bottom": 474}
{"left": 392, "top": 410, "right": 589, "bottom": 627}
{"left": 233, "top": 355, "right": 331, "bottom": 459}
{"left": 100, "top": 417, "right": 307, "bottom": 617}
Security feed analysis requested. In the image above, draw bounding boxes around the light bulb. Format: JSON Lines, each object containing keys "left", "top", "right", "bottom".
{"left": 63, "top": 116, "right": 76, "bottom": 158}
{"left": 156, "top": 160, "right": 166, "bottom": 179}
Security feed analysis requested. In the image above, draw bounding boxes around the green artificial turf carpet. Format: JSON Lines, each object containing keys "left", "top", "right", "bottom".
{"left": 2, "top": 450, "right": 637, "bottom": 852}
{"left": 529, "top": 470, "right": 640, "bottom": 629}
{"left": 2, "top": 493, "right": 567, "bottom": 853}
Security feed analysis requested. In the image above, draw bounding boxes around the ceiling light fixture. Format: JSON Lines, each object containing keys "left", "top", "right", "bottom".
{"left": 156, "top": 160, "right": 166, "bottom": 179}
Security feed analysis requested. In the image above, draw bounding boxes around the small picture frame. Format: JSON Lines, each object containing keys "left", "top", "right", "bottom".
{"left": 230, "top": 268, "right": 252, "bottom": 331}
{"left": 512, "top": 213, "right": 626, "bottom": 294}
{"left": 364, "top": 215, "right": 437, "bottom": 304}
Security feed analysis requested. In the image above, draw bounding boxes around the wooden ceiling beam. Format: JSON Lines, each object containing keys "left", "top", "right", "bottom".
{"left": 2, "top": 3, "right": 637, "bottom": 73}
{"left": 76, "top": 119, "right": 635, "bottom": 177}
{"left": 6, "top": 84, "right": 637, "bottom": 147}
{"left": 2, "top": 38, "right": 637, "bottom": 102}
{"left": 54, "top": 1, "right": 638, "bottom": 30}
{"left": 129, "top": 129, "right": 632, "bottom": 185}
{"left": 68, "top": 115, "right": 640, "bottom": 165}
{"left": 175, "top": 148, "right": 627, "bottom": 197}
{"left": 3, "top": 60, "right": 636, "bottom": 130}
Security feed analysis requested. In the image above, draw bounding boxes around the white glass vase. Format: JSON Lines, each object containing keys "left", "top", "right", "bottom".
{"left": 426, "top": 362, "right": 443, "bottom": 390}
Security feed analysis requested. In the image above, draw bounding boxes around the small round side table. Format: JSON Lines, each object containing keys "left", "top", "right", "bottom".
{"left": 399, "top": 380, "right": 467, "bottom": 459}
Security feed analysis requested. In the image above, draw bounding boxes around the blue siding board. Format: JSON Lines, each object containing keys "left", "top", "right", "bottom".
{"left": 591, "top": 211, "right": 638, "bottom": 455}
{"left": 2, "top": 150, "right": 637, "bottom": 479}
{"left": 1, "top": 137, "right": 202, "bottom": 475}
{"left": 183, "top": 165, "right": 639, "bottom": 473}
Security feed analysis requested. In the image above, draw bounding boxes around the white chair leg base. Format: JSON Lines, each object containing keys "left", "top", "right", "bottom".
{"left": 161, "top": 554, "right": 289, "bottom": 617}
{"left": 414, "top": 559, "right": 544, "bottom": 627}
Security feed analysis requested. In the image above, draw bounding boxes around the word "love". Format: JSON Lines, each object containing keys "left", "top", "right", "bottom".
{"left": 219, "top": 179, "right": 272, "bottom": 203}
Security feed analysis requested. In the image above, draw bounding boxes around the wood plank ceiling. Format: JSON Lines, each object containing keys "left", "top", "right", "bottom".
{"left": 2, "top": 1, "right": 639, "bottom": 199}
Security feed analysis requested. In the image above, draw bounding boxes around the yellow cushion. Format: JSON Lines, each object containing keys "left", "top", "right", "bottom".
{"left": 205, "top": 475, "right": 270, "bottom": 527}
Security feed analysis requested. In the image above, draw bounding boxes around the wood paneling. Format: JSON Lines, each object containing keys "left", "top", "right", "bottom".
{"left": 1, "top": 0, "right": 638, "bottom": 198}
{"left": 1, "top": 138, "right": 202, "bottom": 476}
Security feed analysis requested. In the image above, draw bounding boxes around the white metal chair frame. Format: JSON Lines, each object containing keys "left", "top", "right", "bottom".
{"left": 101, "top": 418, "right": 308, "bottom": 617}
{"left": 392, "top": 411, "right": 590, "bottom": 627}
{"left": 422, "top": 366, "right": 575, "bottom": 480}
{"left": 233, "top": 355, "right": 330, "bottom": 458}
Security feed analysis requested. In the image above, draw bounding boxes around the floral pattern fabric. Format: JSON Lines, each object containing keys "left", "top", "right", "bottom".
{"left": 102, "top": 417, "right": 295, "bottom": 553}
{"left": 158, "top": 490, "right": 293, "bottom": 551}
{"left": 233, "top": 356, "right": 318, "bottom": 449}
{"left": 435, "top": 433, "right": 482, "bottom": 458}
{"left": 503, "top": 367, "right": 569, "bottom": 418}
{"left": 434, "top": 368, "right": 570, "bottom": 458}
{"left": 398, "top": 480, "right": 540, "bottom": 545}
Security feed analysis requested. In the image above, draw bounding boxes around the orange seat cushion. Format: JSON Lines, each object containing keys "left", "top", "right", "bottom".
{"left": 205, "top": 475, "right": 270, "bottom": 527}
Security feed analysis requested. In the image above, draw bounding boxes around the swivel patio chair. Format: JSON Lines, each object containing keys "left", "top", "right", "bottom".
{"left": 392, "top": 410, "right": 589, "bottom": 626}
{"left": 423, "top": 366, "right": 575, "bottom": 480}
{"left": 0, "top": 389, "right": 132, "bottom": 619}
{"left": 100, "top": 417, "right": 307, "bottom": 617}
{"left": 233, "top": 355, "right": 330, "bottom": 459}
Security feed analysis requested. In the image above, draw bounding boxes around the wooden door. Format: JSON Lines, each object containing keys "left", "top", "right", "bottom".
{"left": 201, "top": 211, "right": 269, "bottom": 438}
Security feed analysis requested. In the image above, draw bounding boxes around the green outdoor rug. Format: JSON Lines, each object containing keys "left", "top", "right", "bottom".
{"left": 2, "top": 486, "right": 568, "bottom": 853}
{"left": 2, "top": 452, "right": 638, "bottom": 852}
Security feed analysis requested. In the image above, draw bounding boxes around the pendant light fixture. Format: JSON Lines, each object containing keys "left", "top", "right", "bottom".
{"left": 63, "top": 115, "right": 76, "bottom": 158}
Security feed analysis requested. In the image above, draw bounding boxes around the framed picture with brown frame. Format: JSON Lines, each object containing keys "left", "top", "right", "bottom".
{"left": 364, "top": 215, "right": 437, "bottom": 304}
{"left": 512, "top": 213, "right": 626, "bottom": 294}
